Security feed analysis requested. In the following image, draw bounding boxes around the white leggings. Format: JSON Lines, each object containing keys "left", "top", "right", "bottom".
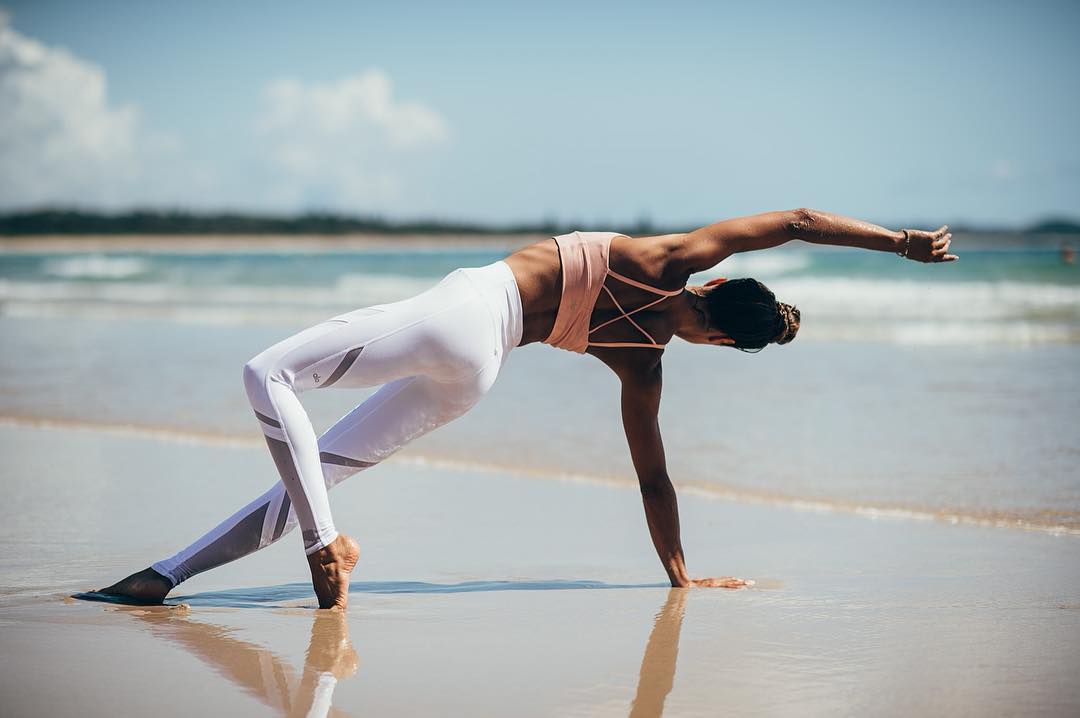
{"left": 152, "top": 261, "right": 522, "bottom": 586}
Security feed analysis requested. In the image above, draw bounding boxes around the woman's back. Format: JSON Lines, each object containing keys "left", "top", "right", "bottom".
{"left": 504, "top": 232, "right": 690, "bottom": 349}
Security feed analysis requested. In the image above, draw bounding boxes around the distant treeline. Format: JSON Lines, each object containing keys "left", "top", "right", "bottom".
{"left": 0, "top": 209, "right": 1077, "bottom": 237}
{"left": 0, "top": 209, "right": 623, "bottom": 236}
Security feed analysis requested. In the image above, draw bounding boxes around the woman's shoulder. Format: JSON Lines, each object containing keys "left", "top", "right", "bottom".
{"left": 610, "top": 232, "right": 692, "bottom": 288}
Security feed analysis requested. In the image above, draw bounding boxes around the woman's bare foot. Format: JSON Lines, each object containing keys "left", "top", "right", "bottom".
{"left": 307, "top": 534, "right": 360, "bottom": 610}
{"left": 96, "top": 567, "right": 173, "bottom": 604}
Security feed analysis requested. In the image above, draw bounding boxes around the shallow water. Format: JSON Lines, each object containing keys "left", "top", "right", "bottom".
{"left": 1, "top": 314, "right": 1077, "bottom": 532}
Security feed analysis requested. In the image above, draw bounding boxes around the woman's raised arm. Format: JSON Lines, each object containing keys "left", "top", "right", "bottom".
{"left": 674, "top": 208, "right": 957, "bottom": 274}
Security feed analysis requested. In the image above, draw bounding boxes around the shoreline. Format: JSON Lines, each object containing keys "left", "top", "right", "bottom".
{"left": 3, "top": 413, "right": 1076, "bottom": 538}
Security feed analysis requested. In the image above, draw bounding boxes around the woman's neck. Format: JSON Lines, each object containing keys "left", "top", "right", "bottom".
{"left": 671, "top": 288, "right": 710, "bottom": 339}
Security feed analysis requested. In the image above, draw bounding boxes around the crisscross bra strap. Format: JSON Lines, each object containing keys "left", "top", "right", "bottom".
{"left": 587, "top": 269, "right": 683, "bottom": 349}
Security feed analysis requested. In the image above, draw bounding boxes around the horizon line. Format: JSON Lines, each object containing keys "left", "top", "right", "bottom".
{"left": 1, "top": 207, "right": 1079, "bottom": 237}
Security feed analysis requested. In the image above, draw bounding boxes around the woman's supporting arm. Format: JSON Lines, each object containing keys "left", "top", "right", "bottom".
{"left": 616, "top": 357, "right": 748, "bottom": 589}
{"left": 674, "top": 208, "right": 956, "bottom": 274}
{"left": 618, "top": 360, "right": 691, "bottom": 587}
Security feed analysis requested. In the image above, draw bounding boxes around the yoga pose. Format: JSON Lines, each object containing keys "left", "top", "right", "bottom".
{"left": 97, "top": 209, "right": 956, "bottom": 609}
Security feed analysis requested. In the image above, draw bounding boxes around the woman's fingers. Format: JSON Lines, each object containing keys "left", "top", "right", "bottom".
{"left": 691, "top": 576, "right": 754, "bottom": 588}
{"left": 927, "top": 232, "right": 955, "bottom": 262}
{"left": 903, "top": 226, "right": 956, "bottom": 263}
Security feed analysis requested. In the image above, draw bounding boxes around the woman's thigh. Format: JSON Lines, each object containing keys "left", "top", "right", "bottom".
{"left": 247, "top": 270, "right": 496, "bottom": 393}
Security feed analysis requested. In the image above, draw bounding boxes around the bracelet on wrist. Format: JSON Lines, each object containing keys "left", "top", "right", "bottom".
{"left": 897, "top": 229, "right": 910, "bottom": 258}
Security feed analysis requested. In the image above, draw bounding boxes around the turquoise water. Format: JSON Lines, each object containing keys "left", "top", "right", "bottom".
{"left": 1, "top": 242, "right": 1078, "bottom": 342}
{"left": 1, "top": 238, "right": 1078, "bottom": 532}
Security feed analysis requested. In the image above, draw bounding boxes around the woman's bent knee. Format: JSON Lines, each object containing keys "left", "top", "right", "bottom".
{"left": 243, "top": 355, "right": 280, "bottom": 403}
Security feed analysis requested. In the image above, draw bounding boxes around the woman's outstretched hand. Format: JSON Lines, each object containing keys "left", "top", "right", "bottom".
{"left": 905, "top": 225, "right": 958, "bottom": 263}
{"left": 689, "top": 577, "right": 755, "bottom": 588}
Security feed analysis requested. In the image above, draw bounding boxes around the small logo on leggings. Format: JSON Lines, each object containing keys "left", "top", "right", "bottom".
{"left": 313, "top": 372, "right": 320, "bottom": 383}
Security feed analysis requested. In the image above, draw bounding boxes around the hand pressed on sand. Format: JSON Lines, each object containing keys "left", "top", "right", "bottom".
{"left": 690, "top": 577, "right": 755, "bottom": 588}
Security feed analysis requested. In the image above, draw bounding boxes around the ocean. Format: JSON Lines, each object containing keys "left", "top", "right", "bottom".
{"left": 2, "top": 235, "right": 1078, "bottom": 534}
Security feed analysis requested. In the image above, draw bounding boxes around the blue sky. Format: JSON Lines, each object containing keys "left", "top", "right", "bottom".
{"left": 1, "top": 0, "right": 1077, "bottom": 227}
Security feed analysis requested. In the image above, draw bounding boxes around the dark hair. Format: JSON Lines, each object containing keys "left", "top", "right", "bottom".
{"left": 703, "top": 278, "right": 800, "bottom": 352}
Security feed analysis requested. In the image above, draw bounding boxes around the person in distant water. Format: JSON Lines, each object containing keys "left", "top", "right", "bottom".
{"left": 94, "top": 210, "right": 956, "bottom": 609}
{"left": 1061, "top": 242, "right": 1076, "bottom": 265}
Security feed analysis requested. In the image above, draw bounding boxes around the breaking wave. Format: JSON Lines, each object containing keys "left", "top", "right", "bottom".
{"left": 43, "top": 255, "right": 150, "bottom": 279}
{"left": 2, "top": 274, "right": 1077, "bottom": 344}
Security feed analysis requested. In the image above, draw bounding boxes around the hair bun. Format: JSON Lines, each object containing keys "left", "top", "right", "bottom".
{"left": 774, "top": 302, "right": 800, "bottom": 345}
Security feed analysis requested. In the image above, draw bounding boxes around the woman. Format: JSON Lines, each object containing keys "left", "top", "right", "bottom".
{"left": 96, "top": 208, "right": 955, "bottom": 609}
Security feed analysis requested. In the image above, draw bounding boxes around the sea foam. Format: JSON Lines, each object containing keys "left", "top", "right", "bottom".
{"left": 43, "top": 255, "right": 150, "bottom": 279}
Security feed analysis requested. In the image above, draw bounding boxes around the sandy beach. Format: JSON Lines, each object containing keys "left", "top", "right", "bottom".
{"left": 1, "top": 422, "right": 1078, "bottom": 717}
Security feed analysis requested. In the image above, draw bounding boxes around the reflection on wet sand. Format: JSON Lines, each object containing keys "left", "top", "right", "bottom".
{"left": 629, "top": 588, "right": 687, "bottom": 718}
{"left": 106, "top": 586, "right": 687, "bottom": 717}
{"left": 116, "top": 606, "right": 357, "bottom": 718}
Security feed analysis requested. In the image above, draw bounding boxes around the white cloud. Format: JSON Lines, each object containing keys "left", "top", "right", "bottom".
{"left": 990, "top": 159, "right": 1014, "bottom": 182}
{"left": 0, "top": 15, "right": 447, "bottom": 213}
{"left": 255, "top": 70, "right": 449, "bottom": 209}
{"left": 0, "top": 14, "right": 181, "bottom": 208}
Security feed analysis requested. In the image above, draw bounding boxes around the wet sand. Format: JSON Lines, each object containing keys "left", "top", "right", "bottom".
{"left": 1, "top": 423, "right": 1078, "bottom": 716}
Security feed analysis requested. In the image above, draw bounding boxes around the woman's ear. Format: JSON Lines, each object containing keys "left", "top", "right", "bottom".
{"left": 704, "top": 277, "right": 727, "bottom": 287}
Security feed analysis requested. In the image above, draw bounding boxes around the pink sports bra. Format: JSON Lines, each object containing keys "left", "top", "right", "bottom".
{"left": 543, "top": 231, "right": 684, "bottom": 353}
